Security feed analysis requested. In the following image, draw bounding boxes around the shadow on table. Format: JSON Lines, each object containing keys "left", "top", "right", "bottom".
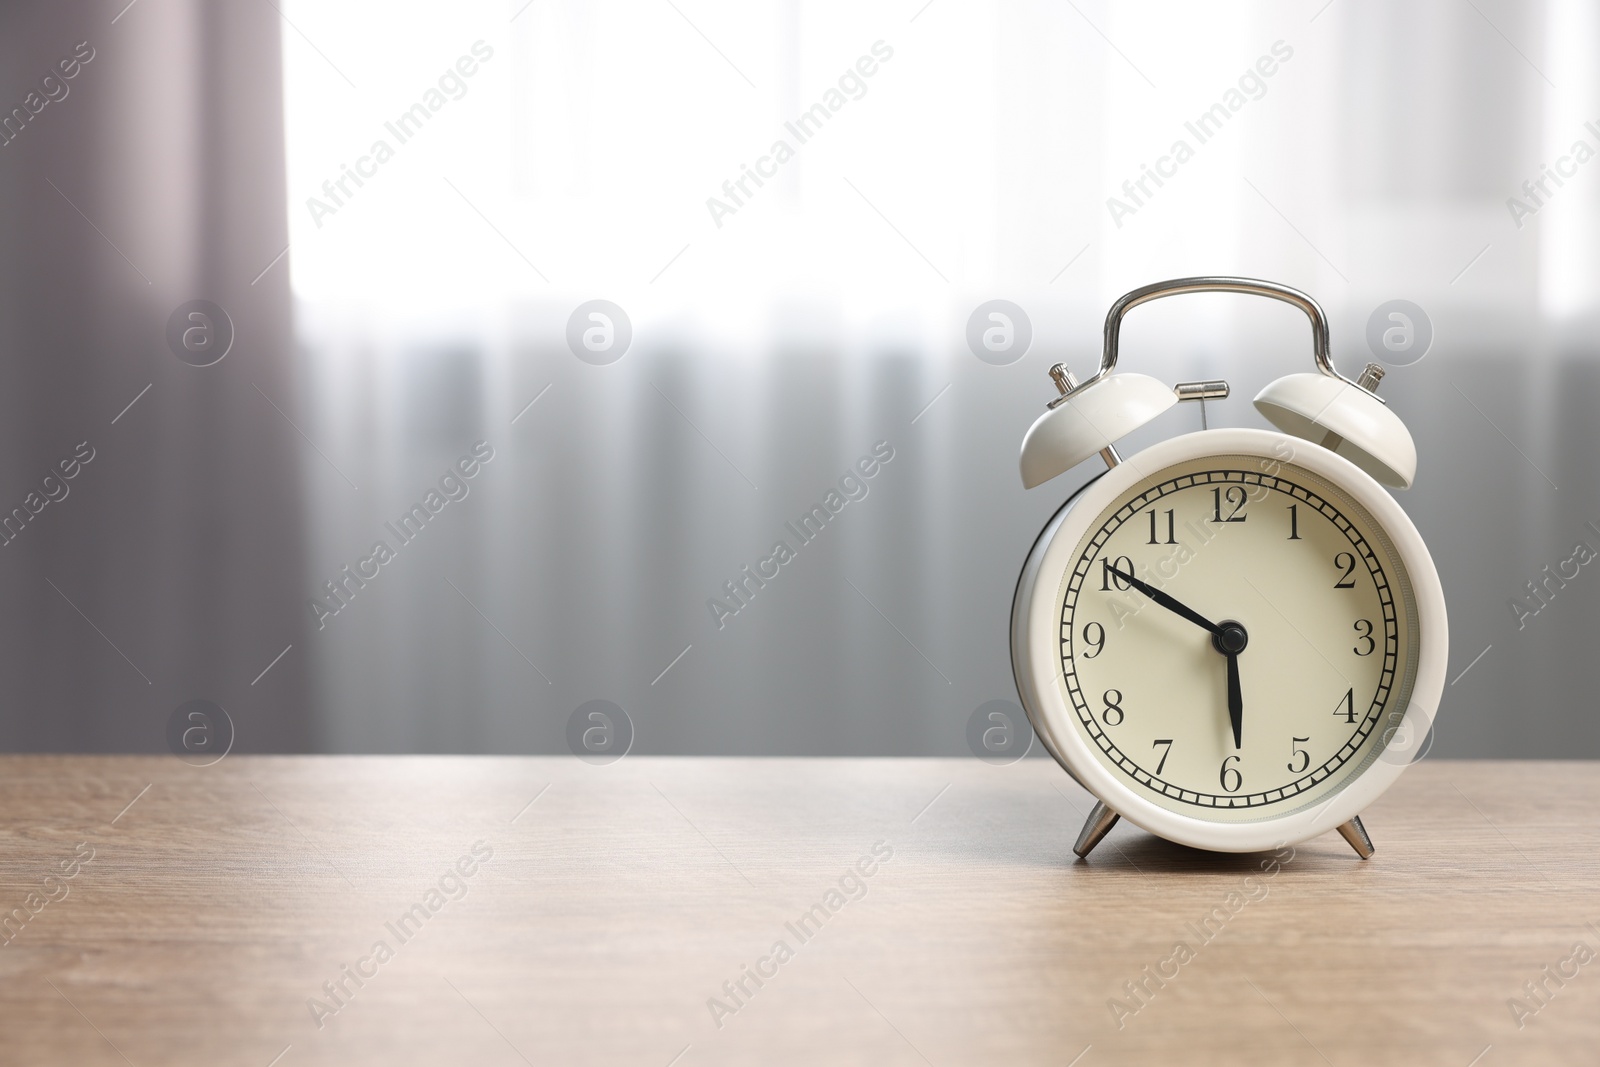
{"left": 1081, "top": 825, "right": 1372, "bottom": 875}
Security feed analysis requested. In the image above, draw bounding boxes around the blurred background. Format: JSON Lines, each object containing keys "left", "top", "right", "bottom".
{"left": 0, "top": 0, "right": 1593, "bottom": 758}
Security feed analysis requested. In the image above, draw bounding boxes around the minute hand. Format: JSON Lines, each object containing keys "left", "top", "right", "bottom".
{"left": 1103, "top": 564, "right": 1223, "bottom": 637}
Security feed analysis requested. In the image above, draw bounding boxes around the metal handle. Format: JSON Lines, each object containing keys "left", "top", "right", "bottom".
{"left": 1076, "top": 276, "right": 1360, "bottom": 395}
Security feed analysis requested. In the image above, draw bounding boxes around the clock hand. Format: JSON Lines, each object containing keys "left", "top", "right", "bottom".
{"left": 1225, "top": 650, "right": 1243, "bottom": 750}
{"left": 1212, "top": 621, "right": 1249, "bottom": 748}
{"left": 1103, "top": 563, "right": 1222, "bottom": 637}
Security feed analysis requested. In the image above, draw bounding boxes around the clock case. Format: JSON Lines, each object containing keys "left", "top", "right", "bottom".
{"left": 1010, "top": 278, "right": 1448, "bottom": 859}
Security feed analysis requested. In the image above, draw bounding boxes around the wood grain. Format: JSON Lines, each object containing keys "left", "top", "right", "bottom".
{"left": 0, "top": 755, "right": 1594, "bottom": 1065}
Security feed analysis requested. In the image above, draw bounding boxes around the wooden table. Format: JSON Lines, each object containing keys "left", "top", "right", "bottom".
{"left": 0, "top": 756, "right": 1594, "bottom": 1066}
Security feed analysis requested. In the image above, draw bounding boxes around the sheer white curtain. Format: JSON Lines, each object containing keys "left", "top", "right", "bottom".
{"left": 281, "top": 0, "right": 1600, "bottom": 756}
{"left": 284, "top": 0, "right": 1599, "bottom": 332}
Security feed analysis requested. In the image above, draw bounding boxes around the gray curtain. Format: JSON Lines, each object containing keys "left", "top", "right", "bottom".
{"left": 0, "top": 0, "right": 311, "bottom": 751}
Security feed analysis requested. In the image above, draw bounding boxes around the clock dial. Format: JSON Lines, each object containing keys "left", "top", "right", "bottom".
{"left": 1057, "top": 453, "right": 1418, "bottom": 823}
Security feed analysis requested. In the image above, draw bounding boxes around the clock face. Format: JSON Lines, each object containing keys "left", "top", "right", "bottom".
{"left": 1056, "top": 453, "right": 1419, "bottom": 823}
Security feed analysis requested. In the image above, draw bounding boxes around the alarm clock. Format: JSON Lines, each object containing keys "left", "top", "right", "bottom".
{"left": 1011, "top": 277, "right": 1447, "bottom": 859}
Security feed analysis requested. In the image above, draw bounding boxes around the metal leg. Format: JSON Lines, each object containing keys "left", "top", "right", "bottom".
{"left": 1073, "top": 801, "right": 1120, "bottom": 858}
{"left": 1336, "top": 815, "right": 1375, "bottom": 859}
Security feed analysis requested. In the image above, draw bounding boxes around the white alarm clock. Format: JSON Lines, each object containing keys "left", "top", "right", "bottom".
{"left": 1011, "top": 278, "right": 1447, "bottom": 858}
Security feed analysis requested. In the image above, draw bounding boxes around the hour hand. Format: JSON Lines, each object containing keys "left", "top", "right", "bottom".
{"left": 1104, "top": 564, "right": 1222, "bottom": 637}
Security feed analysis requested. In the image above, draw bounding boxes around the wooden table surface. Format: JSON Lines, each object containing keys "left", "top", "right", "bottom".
{"left": 0, "top": 756, "right": 1594, "bottom": 1066}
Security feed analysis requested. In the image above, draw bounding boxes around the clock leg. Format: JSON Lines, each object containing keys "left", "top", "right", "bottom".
{"left": 1073, "top": 801, "right": 1120, "bottom": 858}
{"left": 1336, "top": 815, "right": 1375, "bottom": 859}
